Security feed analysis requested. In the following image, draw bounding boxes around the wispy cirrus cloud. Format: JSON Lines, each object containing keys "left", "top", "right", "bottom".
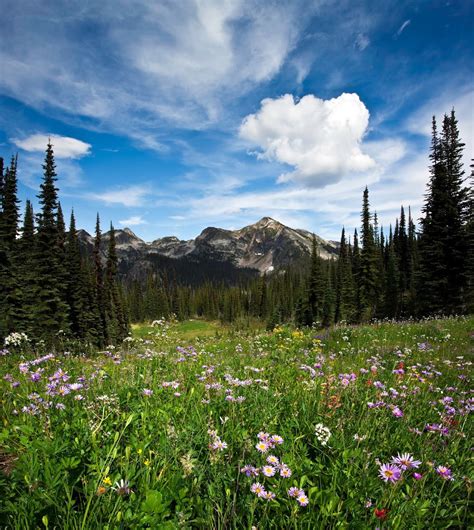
{"left": 396, "top": 19, "right": 411, "bottom": 37}
{"left": 119, "top": 215, "right": 148, "bottom": 226}
{"left": 0, "top": 0, "right": 319, "bottom": 147}
{"left": 87, "top": 185, "right": 151, "bottom": 207}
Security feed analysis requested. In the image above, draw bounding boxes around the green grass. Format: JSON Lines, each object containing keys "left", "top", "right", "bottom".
{"left": 0, "top": 316, "right": 472, "bottom": 529}
{"left": 132, "top": 318, "right": 264, "bottom": 341}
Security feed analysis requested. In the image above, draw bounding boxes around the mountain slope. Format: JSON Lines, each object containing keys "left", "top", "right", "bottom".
{"left": 78, "top": 217, "right": 339, "bottom": 281}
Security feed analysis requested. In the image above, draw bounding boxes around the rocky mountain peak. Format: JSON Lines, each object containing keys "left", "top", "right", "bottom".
{"left": 78, "top": 217, "right": 339, "bottom": 277}
{"left": 122, "top": 227, "right": 140, "bottom": 238}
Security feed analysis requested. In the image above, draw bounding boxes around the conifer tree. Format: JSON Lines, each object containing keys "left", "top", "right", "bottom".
{"left": 407, "top": 207, "right": 418, "bottom": 315}
{"left": 359, "top": 187, "right": 378, "bottom": 320}
{"left": 257, "top": 272, "right": 268, "bottom": 318}
{"left": 0, "top": 157, "right": 20, "bottom": 336}
{"left": 94, "top": 214, "right": 107, "bottom": 345}
{"left": 79, "top": 258, "right": 101, "bottom": 345}
{"left": 418, "top": 111, "right": 467, "bottom": 314}
{"left": 335, "top": 227, "right": 355, "bottom": 323}
{"left": 34, "top": 142, "right": 69, "bottom": 341}
{"left": 322, "top": 261, "right": 335, "bottom": 327}
{"left": 65, "top": 211, "right": 84, "bottom": 337}
{"left": 104, "top": 223, "right": 128, "bottom": 342}
{"left": 305, "top": 235, "right": 325, "bottom": 325}
{"left": 56, "top": 202, "right": 69, "bottom": 314}
{"left": 15, "top": 200, "right": 38, "bottom": 333}
{"left": 384, "top": 232, "right": 400, "bottom": 318}
{"left": 0, "top": 157, "right": 4, "bottom": 215}
{"left": 352, "top": 229, "right": 362, "bottom": 320}
{"left": 465, "top": 161, "right": 474, "bottom": 313}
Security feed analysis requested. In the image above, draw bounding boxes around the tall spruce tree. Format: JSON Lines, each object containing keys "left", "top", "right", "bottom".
{"left": 306, "top": 235, "right": 326, "bottom": 325}
{"left": 407, "top": 207, "right": 418, "bottom": 315}
{"left": 35, "top": 142, "right": 69, "bottom": 341}
{"left": 94, "top": 214, "right": 107, "bottom": 346}
{"left": 384, "top": 228, "right": 400, "bottom": 318}
{"left": 322, "top": 261, "right": 335, "bottom": 327}
{"left": 15, "top": 200, "right": 38, "bottom": 333}
{"left": 359, "top": 187, "right": 378, "bottom": 320}
{"left": 65, "top": 211, "right": 85, "bottom": 337}
{"left": 104, "top": 223, "right": 128, "bottom": 343}
{"left": 0, "top": 157, "right": 20, "bottom": 336}
{"left": 418, "top": 112, "right": 467, "bottom": 314}
{"left": 465, "top": 161, "right": 474, "bottom": 313}
{"left": 335, "top": 227, "right": 355, "bottom": 322}
{"left": 352, "top": 229, "right": 362, "bottom": 320}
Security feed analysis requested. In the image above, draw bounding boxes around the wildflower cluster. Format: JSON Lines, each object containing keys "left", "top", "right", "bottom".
{"left": 240, "top": 432, "right": 309, "bottom": 506}
{"left": 208, "top": 430, "right": 227, "bottom": 451}
{"left": 4, "top": 332, "right": 29, "bottom": 347}
{"left": 314, "top": 423, "right": 331, "bottom": 446}
{"left": 379, "top": 452, "right": 422, "bottom": 483}
{"left": 288, "top": 486, "right": 309, "bottom": 507}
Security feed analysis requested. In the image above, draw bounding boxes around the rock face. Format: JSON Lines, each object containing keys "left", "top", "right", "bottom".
{"left": 78, "top": 217, "right": 338, "bottom": 280}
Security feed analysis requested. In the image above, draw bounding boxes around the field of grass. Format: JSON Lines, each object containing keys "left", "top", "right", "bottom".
{"left": 0, "top": 316, "right": 472, "bottom": 529}
{"left": 131, "top": 319, "right": 229, "bottom": 341}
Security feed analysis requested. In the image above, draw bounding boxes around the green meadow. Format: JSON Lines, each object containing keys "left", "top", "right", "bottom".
{"left": 1, "top": 316, "right": 472, "bottom": 529}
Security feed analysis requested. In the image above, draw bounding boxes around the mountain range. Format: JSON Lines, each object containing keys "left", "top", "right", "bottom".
{"left": 78, "top": 217, "right": 339, "bottom": 284}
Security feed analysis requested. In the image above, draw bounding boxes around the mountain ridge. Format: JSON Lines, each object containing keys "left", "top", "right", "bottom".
{"left": 78, "top": 217, "right": 339, "bottom": 279}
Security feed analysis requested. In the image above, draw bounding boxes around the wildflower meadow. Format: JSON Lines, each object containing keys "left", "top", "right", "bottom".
{"left": 0, "top": 316, "right": 472, "bottom": 528}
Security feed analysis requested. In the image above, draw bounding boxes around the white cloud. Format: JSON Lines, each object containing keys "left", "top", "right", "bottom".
{"left": 88, "top": 185, "right": 150, "bottom": 207}
{"left": 355, "top": 33, "right": 370, "bottom": 50}
{"left": 0, "top": 0, "right": 316, "bottom": 142}
{"left": 239, "top": 93, "right": 376, "bottom": 187}
{"left": 12, "top": 134, "right": 91, "bottom": 159}
{"left": 396, "top": 19, "right": 411, "bottom": 37}
{"left": 364, "top": 138, "right": 407, "bottom": 167}
{"left": 119, "top": 215, "right": 147, "bottom": 226}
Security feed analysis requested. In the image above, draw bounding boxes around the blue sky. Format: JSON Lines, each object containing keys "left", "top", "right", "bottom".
{"left": 0, "top": 0, "right": 473, "bottom": 241}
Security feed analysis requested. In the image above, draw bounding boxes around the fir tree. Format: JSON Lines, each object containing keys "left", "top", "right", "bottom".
{"left": 104, "top": 223, "right": 128, "bottom": 342}
{"left": 335, "top": 227, "right": 355, "bottom": 323}
{"left": 94, "top": 214, "right": 107, "bottom": 346}
{"left": 465, "top": 161, "right": 474, "bottom": 312}
{"left": 322, "top": 261, "right": 335, "bottom": 327}
{"left": 384, "top": 235, "right": 400, "bottom": 318}
{"left": 15, "top": 200, "right": 38, "bottom": 333}
{"left": 418, "top": 111, "right": 467, "bottom": 314}
{"left": 0, "top": 157, "right": 20, "bottom": 336}
{"left": 352, "top": 229, "right": 362, "bottom": 320}
{"left": 34, "top": 142, "right": 69, "bottom": 341}
{"left": 257, "top": 272, "right": 268, "bottom": 318}
{"left": 359, "top": 187, "right": 378, "bottom": 320}
{"left": 407, "top": 207, "right": 418, "bottom": 315}
{"left": 306, "top": 235, "right": 325, "bottom": 325}
{"left": 65, "top": 211, "right": 84, "bottom": 337}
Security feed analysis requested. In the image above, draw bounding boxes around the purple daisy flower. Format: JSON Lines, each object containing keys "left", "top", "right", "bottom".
{"left": 379, "top": 463, "right": 402, "bottom": 483}
{"left": 436, "top": 465, "right": 453, "bottom": 480}
{"left": 391, "top": 453, "right": 421, "bottom": 470}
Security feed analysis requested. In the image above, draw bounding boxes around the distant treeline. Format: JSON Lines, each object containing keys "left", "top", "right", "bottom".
{"left": 124, "top": 109, "right": 473, "bottom": 327}
{"left": 0, "top": 109, "right": 472, "bottom": 346}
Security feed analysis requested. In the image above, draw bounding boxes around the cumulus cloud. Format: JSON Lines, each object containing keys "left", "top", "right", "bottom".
{"left": 239, "top": 93, "right": 376, "bottom": 187}
{"left": 119, "top": 215, "right": 147, "bottom": 226}
{"left": 12, "top": 134, "right": 91, "bottom": 159}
